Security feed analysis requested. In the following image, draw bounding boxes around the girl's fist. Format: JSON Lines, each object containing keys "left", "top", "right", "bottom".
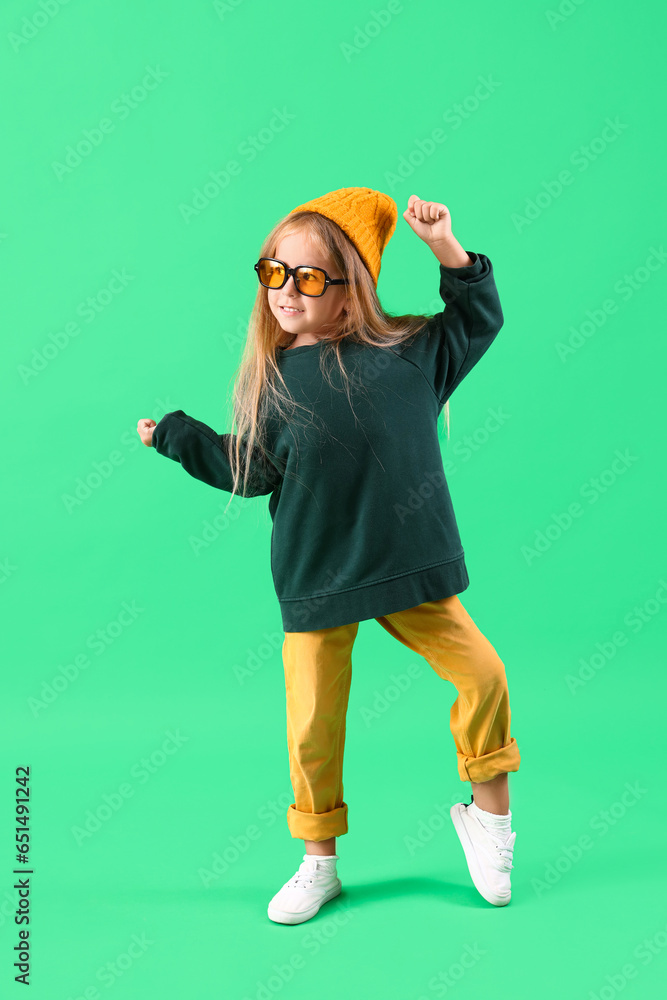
{"left": 137, "top": 418, "right": 157, "bottom": 447}
{"left": 402, "top": 195, "right": 453, "bottom": 246}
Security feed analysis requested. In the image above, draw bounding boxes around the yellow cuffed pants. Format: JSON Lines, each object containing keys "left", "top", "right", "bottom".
{"left": 282, "top": 594, "right": 521, "bottom": 842}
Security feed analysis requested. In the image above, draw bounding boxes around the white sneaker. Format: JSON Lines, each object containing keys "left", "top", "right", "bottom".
{"left": 450, "top": 801, "right": 516, "bottom": 906}
{"left": 267, "top": 854, "right": 342, "bottom": 925}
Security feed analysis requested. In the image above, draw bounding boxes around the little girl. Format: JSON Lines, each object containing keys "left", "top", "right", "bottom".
{"left": 138, "top": 186, "right": 521, "bottom": 924}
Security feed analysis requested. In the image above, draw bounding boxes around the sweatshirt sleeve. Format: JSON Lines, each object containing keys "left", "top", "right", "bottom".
{"left": 392, "top": 251, "right": 504, "bottom": 403}
{"left": 151, "top": 409, "right": 282, "bottom": 497}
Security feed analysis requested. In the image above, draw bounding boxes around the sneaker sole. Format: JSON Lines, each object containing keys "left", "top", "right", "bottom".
{"left": 267, "top": 880, "right": 342, "bottom": 925}
{"left": 450, "top": 804, "right": 511, "bottom": 907}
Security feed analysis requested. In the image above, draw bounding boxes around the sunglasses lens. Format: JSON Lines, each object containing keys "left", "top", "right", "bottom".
{"left": 257, "top": 259, "right": 286, "bottom": 288}
{"left": 295, "top": 267, "right": 326, "bottom": 296}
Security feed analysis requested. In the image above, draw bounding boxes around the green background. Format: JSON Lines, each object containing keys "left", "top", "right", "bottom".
{"left": 2, "top": 0, "right": 666, "bottom": 997}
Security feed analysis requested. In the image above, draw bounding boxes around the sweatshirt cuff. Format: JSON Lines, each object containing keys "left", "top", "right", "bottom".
{"left": 151, "top": 410, "right": 184, "bottom": 455}
{"left": 438, "top": 250, "right": 484, "bottom": 278}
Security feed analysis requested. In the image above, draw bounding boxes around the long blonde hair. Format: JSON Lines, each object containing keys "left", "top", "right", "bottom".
{"left": 221, "top": 209, "right": 451, "bottom": 508}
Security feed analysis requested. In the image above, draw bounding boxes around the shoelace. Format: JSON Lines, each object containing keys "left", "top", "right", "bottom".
{"left": 485, "top": 830, "right": 516, "bottom": 872}
{"left": 286, "top": 860, "right": 328, "bottom": 889}
{"left": 493, "top": 841, "right": 515, "bottom": 873}
{"left": 468, "top": 802, "right": 515, "bottom": 872}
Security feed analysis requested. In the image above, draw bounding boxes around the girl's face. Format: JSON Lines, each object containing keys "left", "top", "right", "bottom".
{"left": 267, "top": 232, "right": 348, "bottom": 341}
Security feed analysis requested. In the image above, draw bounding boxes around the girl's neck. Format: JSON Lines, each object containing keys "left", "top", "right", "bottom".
{"left": 286, "top": 335, "right": 321, "bottom": 349}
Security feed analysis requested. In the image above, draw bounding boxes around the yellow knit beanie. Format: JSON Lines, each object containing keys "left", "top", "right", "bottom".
{"left": 287, "top": 186, "right": 397, "bottom": 287}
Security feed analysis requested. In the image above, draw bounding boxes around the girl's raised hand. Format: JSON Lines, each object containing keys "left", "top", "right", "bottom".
{"left": 402, "top": 195, "right": 453, "bottom": 246}
{"left": 137, "top": 418, "right": 157, "bottom": 447}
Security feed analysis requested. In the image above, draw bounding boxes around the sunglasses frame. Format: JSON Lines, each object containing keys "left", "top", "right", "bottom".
{"left": 254, "top": 257, "right": 350, "bottom": 298}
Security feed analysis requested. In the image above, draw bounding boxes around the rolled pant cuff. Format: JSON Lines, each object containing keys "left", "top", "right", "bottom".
{"left": 286, "top": 801, "right": 348, "bottom": 841}
{"left": 457, "top": 736, "right": 521, "bottom": 783}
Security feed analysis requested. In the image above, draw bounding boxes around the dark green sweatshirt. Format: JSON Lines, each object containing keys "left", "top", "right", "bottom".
{"left": 152, "top": 251, "right": 503, "bottom": 631}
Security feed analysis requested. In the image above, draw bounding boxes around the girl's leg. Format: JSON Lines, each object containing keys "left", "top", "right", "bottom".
{"left": 470, "top": 772, "right": 509, "bottom": 814}
{"left": 304, "top": 836, "right": 337, "bottom": 856}
{"left": 375, "top": 595, "right": 520, "bottom": 797}
{"left": 282, "top": 622, "right": 359, "bottom": 845}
